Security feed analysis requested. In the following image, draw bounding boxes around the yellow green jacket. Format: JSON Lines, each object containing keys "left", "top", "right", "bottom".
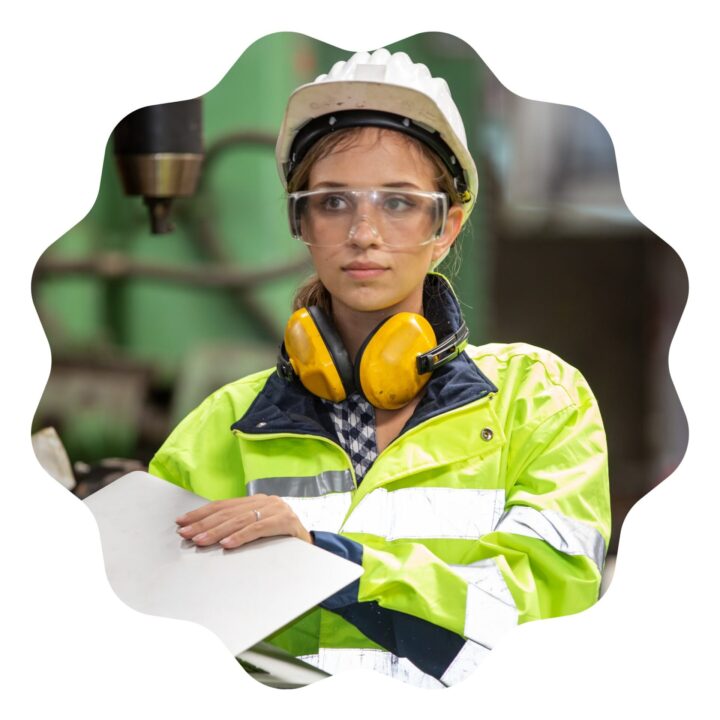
{"left": 149, "top": 275, "right": 611, "bottom": 688}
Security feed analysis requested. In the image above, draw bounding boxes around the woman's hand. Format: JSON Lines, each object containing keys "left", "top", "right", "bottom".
{"left": 175, "top": 494, "right": 313, "bottom": 549}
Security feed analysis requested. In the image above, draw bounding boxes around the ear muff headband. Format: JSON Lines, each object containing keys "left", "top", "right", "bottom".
{"left": 306, "top": 306, "right": 354, "bottom": 396}
{"left": 355, "top": 313, "right": 437, "bottom": 410}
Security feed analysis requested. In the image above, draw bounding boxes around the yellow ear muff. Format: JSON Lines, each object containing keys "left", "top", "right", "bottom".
{"left": 284, "top": 307, "right": 348, "bottom": 402}
{"left": 356, "top": 312, "right": 437, "bottom": 410}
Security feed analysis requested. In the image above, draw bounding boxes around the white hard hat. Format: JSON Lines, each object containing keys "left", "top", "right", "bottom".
{"left": 275, "top": 48, "right": 478, "bottom": 225}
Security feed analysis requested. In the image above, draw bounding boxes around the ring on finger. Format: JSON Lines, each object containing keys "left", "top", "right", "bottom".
{"left": 253, "top": 509, "right": 261, "bottom": 522}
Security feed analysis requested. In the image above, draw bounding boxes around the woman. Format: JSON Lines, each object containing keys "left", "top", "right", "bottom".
{"left": 149, "top": 48, "right": 611, "bottom": 688}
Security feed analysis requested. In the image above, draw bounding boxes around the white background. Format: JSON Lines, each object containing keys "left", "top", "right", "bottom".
{"left": 2, "top": 1, "right": 718, "bottom": 717}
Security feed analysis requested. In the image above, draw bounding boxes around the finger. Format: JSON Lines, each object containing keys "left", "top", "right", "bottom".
{"left": 218, "top": 516, "right": 285, "bottom": 549}
{"left": 175, "top": 500, "right": 228, "bottom": 526}
{"left": 175, "top": 495, "right": 267, "bottom": 526}
{"left": 219, "top": 510, "right": 301, "bottom": 549}
{"left": 186, "top": 510, "right": 260, "bottom": 546}
{"left": 176, "top": 506, "right": 241, "bottom": 539}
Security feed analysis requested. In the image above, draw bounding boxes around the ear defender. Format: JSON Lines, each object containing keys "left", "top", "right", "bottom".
{"left": 354, "top": 313, "right": 437, "bottom": 409}
{"left": 278, "top": 306, "right": 469, "bottom": 410}
{"left": 278, "top": 306, "right": 353, "bottom": 403}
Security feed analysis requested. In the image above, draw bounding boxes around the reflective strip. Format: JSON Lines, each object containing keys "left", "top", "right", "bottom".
{"left": 341, "top": 487, "right": 505, "bottom": 540}
{"left": 299, "top": 648, "right": 444, "bottom": 689}
{"left": 449, "top": 558, "right": 516, "bottom": 607}
{"left": 439, "top": 640, "right": 491, "bottom": 686}
{"left": 282, "top": 493, "right": 352, "bottom": 533}
{"left": 495, "top": 505, "right": 606, "bottom": 571}
{"left": 246, "top": 470, "right": 354, "bottom": 497}
{"left": 451, "top": 559, "right": 519, "bottom": 650}
{"left": 464, "top": 581, "right": 519, "bottom": 649}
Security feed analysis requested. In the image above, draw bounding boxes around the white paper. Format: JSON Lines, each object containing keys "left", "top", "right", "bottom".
{"left": 84, "top": 471, "right": 363, "bottom": 655}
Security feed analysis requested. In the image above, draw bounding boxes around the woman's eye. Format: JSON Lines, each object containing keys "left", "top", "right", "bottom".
{"left": 384, "top": 196, "right": 416, "bottom": 213}
{"left": 322, "top": 194, "right": 349, "bottom": 211}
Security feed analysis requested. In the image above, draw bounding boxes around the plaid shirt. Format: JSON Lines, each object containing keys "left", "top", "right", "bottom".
{"left": 322, "top": 392, "right": 378, "bottom": 485}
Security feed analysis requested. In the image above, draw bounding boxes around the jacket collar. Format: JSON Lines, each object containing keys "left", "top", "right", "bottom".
{"left": 232, "top": 273, "right": 498, "bottom": 438}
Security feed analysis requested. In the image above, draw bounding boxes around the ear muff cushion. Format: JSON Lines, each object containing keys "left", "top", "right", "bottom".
{"left": 284, "top": 307, "right": 350, "bottom": 402}
{"left": 353, "top": 315, "right": 391, "bottom": 399}
{"left": 306, "top": 306, "right": 355, "bottom": 397}
{"left": 355, "top": 312, "right": 437, "bottom": 410}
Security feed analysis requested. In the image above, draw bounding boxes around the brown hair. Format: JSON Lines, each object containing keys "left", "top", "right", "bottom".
{"left": 289, "top": 126, "right": 467, "bottom": 313}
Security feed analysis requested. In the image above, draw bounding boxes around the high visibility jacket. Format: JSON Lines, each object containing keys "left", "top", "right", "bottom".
{"left": 149, "top": 274, "right": 611, "bottom": 688}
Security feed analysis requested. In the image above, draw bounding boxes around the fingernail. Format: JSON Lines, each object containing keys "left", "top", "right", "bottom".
{"left": 219, "top": 537, "right": 231, "bottom": 546}
{"left": 192, "top": 532, "right": 207, "bottom": 542}
{"left": 176, "top": 514, "right": 187, "bottom": 523}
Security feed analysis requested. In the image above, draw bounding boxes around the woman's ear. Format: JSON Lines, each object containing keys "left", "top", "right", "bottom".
{"left": 431, "top": 204, "right": 464, "bottom": 263}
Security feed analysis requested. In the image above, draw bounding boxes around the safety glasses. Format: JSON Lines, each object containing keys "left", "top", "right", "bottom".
{"left": 287, "top": 188, "right": 448, "bottom": 249}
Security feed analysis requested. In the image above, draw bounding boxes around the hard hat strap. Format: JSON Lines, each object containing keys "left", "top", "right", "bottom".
{"left": 284, "top": 109, "right": 468, "bottom": 197}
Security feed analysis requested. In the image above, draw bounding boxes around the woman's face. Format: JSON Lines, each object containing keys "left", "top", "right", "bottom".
{"left": 304, "top": 127, "right": 463, "bottom": 315}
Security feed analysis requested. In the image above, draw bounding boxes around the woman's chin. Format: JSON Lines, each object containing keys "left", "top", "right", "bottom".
{"left": 322, "top": 270, "right": 425, "bottom": 315}
{"left": 332, "top": 288, "right": 414, "bottom": 315}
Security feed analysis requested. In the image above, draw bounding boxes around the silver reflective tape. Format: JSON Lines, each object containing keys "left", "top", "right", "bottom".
{"left": 454, "top": 558, "right": 519, "bottom": 651}
{"left": 439, "top": 640, "right": 491, "bottom": 686}
{"left": 299, "top": 648, "right": 444, "bottom": 689}
{"left": 449, "top": 559, "right": 516, "bottom": 607}
{"left": 464, "top": 582, "right": 519, "bottom": 649}
{"left": 341, "top": 487, "right": 505, "bottom": 540}
{"left": 246, "top": 470, "right": 354, "bottom": 498}
{"left": 282, "top": 493, "right": 352, "bottom": 533}
{"left": 495, "top": 505, "right": 606, "bottom": 571}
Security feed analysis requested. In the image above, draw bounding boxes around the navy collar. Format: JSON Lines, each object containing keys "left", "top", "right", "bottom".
{"left": 232, "top": 273, "right": 498, "bottom": 438}
{"left": 422, "top": 271, "right": 465, "bottom": 340}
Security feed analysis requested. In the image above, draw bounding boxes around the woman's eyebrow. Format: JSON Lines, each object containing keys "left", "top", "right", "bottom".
{"left": 308, "top": 181, "right": 347, "bottom": 189}
{"left": 382, "top": 182, "right": 423, "bottom": 189}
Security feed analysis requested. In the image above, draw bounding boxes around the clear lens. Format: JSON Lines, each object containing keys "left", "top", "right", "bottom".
{"left": 288, "top": 188, "right": 448, "bottom": 248}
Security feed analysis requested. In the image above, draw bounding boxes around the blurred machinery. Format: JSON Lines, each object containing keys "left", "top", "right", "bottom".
{"left": 113, "top": 99, "right": 204, "bottom": 234}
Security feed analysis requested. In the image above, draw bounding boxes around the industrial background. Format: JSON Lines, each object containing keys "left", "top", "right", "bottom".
{"left": 31, "top": 31, "right": 687, "bottom": 586}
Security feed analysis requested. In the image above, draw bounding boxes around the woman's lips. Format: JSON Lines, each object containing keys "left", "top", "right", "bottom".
{"left": 343, "top": 266, "right": 386, "bottom": 280}
{"left": 342, "top": 263, "right": 388, "bottom": 280}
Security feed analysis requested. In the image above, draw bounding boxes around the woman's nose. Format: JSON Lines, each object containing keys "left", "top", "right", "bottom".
{"left": 347, "top": 215, "right": 382, "bottom": 246}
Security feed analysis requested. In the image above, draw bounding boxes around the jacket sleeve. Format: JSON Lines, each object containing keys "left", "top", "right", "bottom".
{"left": 311, "top": 386, "right": 611, "bottom": 685}
{"left": 148, "top": 387, "right": 248, "bottom": 500}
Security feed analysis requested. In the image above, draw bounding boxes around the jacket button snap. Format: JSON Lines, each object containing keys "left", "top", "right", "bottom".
{"left": 481, "top": 427, "right": 494, "bottom": 441}
{"left": 256, "top": 421, "right": 267, "bottom": 428}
